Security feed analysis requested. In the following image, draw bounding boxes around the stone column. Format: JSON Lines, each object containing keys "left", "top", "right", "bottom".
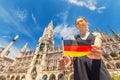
{"left": 1, "top": 35, "right": 19, "bottom": 57}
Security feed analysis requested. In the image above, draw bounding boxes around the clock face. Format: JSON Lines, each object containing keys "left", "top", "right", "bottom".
{"left": 105, "top": 46, "right": 111, "bottom": 54}
{"left": 112, "top": 45, "right": 119, "bottom": 52}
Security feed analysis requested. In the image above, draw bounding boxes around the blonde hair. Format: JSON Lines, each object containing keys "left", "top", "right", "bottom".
{"left": 75, "top": 16, "right": 87, "bottom": 24}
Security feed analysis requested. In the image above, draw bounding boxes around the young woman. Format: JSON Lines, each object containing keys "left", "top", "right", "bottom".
{"left": 59, "top": 17, "right": 112, "bottom": 80}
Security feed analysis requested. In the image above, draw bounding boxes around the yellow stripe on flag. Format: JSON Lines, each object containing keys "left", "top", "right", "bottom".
{"left": 64, "top": 51, "right": 90, "bottom": 57}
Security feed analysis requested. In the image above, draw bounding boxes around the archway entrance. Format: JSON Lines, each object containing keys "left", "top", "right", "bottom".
{"left": 49, "top": 74, "right": 56, "bottom": 80}
{"left": 21, "top": 75, "right": 25, "bottom": 80}
{"left": 42, "top": 74, "right": 48, "bottom": 80}
{"left": 58, "top": 73, "right": 64, "bottom": 80}
{"left": 69, "top": 73, "right": 74, "bottom": 80}
{"left": 16, "top": 75, "right": 20, "bottom": 80}
{"left": 10, "top": 76, "right": 15, "bottom": 80}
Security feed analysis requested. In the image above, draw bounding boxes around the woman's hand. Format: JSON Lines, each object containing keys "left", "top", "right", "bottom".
{"left": 87, "top": 37, "right": 102, "bottom": 59}
{"left": 87, "top": 45, "right": 103, "bottom": 59}
{"left": 59, "top": 56, "right": 71, "bottom": 70}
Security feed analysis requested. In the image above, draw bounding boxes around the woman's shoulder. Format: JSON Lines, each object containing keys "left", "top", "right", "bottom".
{"left": 74, "top": 34, "right": 80, "bottom": 39}
{"left": 92, "top": 31, "right": 102, "bottom": 39}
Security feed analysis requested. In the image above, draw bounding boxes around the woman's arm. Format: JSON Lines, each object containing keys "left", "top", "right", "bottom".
{"left": 87, "top": 33, "right": 103, "bottom": 59}
{"left": 92, "top": 37, "right": 102, "bottom": 59}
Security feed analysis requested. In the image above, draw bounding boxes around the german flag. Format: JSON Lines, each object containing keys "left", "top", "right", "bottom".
{"left": 63, "top": 40, "right": 92, "bottom": 57}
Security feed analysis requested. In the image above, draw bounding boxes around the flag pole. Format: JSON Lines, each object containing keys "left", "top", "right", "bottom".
{"left": 61, "top": 37, "right": 64, "bottom": 56}
{"left": 61, "top": 37, "right": 67, "bottom": 79}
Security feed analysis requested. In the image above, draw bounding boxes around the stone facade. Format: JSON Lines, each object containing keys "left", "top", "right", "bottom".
{"left": 0, "top": 22, "right": 120, "bottom": 80}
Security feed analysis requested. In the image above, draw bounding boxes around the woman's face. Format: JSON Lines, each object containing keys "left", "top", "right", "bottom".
{"left": 76, "top": 18, "right": 88, "bottom": 34}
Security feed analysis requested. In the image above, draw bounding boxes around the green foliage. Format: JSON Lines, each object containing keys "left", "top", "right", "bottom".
{"left": 111, "top": 73, "right": 120, "bottom": 80}
{"left": 2, "top": 77, "right": 6, "bottom": 80}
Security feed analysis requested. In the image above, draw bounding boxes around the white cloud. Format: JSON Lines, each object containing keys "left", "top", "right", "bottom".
{"left": 97, "top": 6, "right": 106, "bottom": 13}
{"left": 16, "top": 8, "right": 27, "bottom": 21}
{"left": 0, "top": 6, "right": 33, "bottom": 38}
{"left": 68, "top": 0, "right": 96, "bottom": 10}
{"left": 67, "top": 0, "right": 106, "bottom": 12}
{"left": 0, "top": 40, "right": 20, "bottom": 59}
{"left": 32, "top": 13, "right": 37, "bottom": 24}
{"left": 54, "top": 24, "right": 79, "bottom": 39}
{"left": 55, "top": 10, "right": 79, "bottom": 39}
{"left": 1, "top": 36, "right": 11, "bottom": 39}
{"left": 56, "top": 10, "right": 68, "bottom": 24}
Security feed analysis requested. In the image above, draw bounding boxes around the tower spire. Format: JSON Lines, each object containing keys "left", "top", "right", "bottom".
{"left": 17, "top": 42, "right": 28, "bottom": 57}
{"left": 105, "top": 31, "right": 116, "bottom": 42}
{"left": 93, "top": 27, "right": 108, "bottom": 43}
{"left": 104, "top": 31, "right": 111, "bottom": 42}
{"left": 108, "top": 25, "right": 120, "bottom": 40}
{"left": 48, "top": 20, "right": 53, "bottom": 29}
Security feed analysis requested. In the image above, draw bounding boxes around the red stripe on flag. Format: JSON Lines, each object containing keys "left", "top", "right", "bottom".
{"left": 64, "top": 46, "right": 92, "bottom": 52}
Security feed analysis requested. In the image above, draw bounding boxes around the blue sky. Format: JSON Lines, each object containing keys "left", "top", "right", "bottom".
{"left": 0, "top": 0, "right": 120, "bottom": 58}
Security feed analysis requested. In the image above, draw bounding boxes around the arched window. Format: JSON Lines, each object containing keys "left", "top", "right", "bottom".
{"left": 106, "top": 64, "right": 111, "bottom": 69}
{"left": 31, "top": 67, "right": 37, "bottom": 80}
{"left": 105, "top": 46, "right": 112, "bottom": 54}
{"left": 116, "top": 62, "right": 120, "bottom": 69}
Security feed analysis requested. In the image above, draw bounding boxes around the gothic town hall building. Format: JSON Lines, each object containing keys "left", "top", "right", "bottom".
{"left": 0, "top": 21, "right": 120, "bottom": 80}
